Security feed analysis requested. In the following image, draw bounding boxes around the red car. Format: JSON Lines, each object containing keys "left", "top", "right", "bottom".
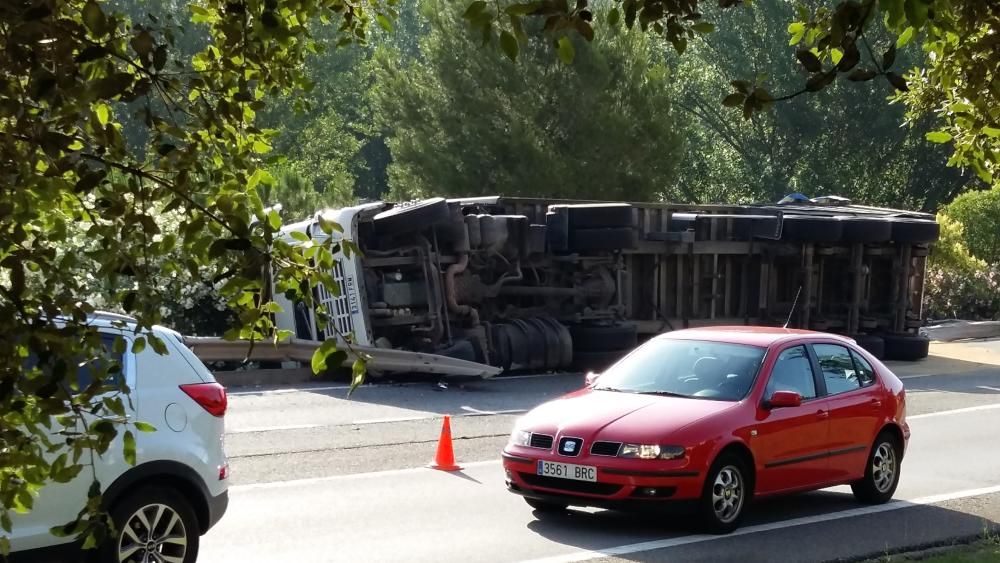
{"left": 502, "top": 327, "right": 909, "bottom": 533}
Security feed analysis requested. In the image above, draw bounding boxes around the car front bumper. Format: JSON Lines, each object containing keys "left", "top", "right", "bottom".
{"left": 502, "top": 450, "right": 704, "bottom": 507}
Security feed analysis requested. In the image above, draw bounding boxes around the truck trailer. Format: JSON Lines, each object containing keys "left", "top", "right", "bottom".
{"left": 268, "top": 195, "right": 939, "bottom": 378}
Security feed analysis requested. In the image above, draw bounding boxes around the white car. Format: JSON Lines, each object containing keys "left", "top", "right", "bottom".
{"left": 9, "top": 312, "right": 229, "bottom": 563}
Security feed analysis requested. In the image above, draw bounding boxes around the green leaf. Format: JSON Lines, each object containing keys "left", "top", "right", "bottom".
{"left": 796, "top": 49, "right": 823, "bottom": 73}
{"left": 882, "top": 44, "right": 897, "bottom": 70}
{"left": 607, "top": 7, "right": 620, "bottom": 26}
{"left": 463, "top": 1, "right": 487, "bottom": 19}
{"left": 500, "top": 31, "right": 518, "bottom": 61}
{"left": 982, "top": 127, "right": 1000, "bottom": 138}
{"left": 252, "top": 140, "right": 272, "bottom": 154}
{"left": 311, "top": 338, "right": 339, "bottom": 374}
{"left": 348, "top": 358, "right": 367, "bottom": 396}
{"left": 123, "top": 430, "right": 136, "bottom": 465}
{"left": 925, "top": 131, "right": 953, "bottom": 143}
{"left": 896, "top": 26, "right": 915, "bottom": 48}
{"left": 722, "top": 93, "right": 745, "bottom": 107}
{"left": 290, "top": 231, "right": 311, "bottom": 242}
{"left": 267, "top": 209, "right": 282, "bottom": 231}
{"left": 95, "top": 104, "right": 110, "bottom": 126}
{"left": 557, "top": 36, "right": 575, "bottom": 64}
{"left": 134, "top": 421, "right": 156, "bottom": 432}
{"left": 82, "top": 1, "right": 108, "bottom": 36}
{"left": 830, "top": 48, "right": 843, "bottom": 65}
{"left": 132, "top": 337, "right": 146, "bottom": 354}
{"left": 376, "top": 14, "right": 393, "bottom": 32}
{"left": 903, "top": 0, "right": 928, "bottom": 29}
{"left": 787, "top": 22, "right": 805, "bottom": 45}
{"left": 691, "top": 22, "right": 715, "bottom": 34}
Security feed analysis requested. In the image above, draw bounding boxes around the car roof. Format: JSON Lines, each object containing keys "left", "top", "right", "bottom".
{"left": 655, "top": 326, "right": 855, "bottom": 348}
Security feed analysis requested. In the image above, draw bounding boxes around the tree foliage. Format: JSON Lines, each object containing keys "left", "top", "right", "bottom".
{"left": 941, "top": 187, "right": 1000, "bottom": 265}
{"left": 0, "top": 0, "right": 387, "bottom": 552}
{"left": 667, "top": 1, "right": 968, "bottom": 208}
{"left": 465, "top": 0, "right": 1000, "bottom": 190}
{"left": 374, "top": 0, "right": 684, "bottom": 202}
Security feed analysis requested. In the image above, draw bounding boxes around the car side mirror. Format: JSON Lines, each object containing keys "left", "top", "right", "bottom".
{"left": 585, "top": 371, "right": 601, "bottom": 387}
{"left": 765, "top": 390, "right": 802, "bottom": 409}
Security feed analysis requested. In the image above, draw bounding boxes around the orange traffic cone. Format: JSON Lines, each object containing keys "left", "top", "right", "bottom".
{"left": 429, "top": 415, "right": 462, "bottom": 471}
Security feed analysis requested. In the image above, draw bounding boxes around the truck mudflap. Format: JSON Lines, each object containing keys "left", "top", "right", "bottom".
{"left": 183, "top": 336, "right": 502, "bottom": 379}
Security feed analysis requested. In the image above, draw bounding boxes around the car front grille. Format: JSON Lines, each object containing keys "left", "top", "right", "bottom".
{"left": 590, "top": 441, "right": 622, "bottom": 456}
{"left": 519, "top": 473, "right": 623, "bottom": 496}
{"left": 529, "top": 433, "right": 554, "bottom": 449}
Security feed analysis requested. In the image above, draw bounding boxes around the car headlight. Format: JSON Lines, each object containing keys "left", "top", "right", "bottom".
{"left": 619, "top": 444, "right": 686, "bottom": 460}
{"left": 509, "top": 429, "right": 532, "bottom": 447}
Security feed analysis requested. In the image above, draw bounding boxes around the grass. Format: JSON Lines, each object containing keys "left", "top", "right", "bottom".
{"left": 915, "top": 541, "right": 1000, "bottom": 563}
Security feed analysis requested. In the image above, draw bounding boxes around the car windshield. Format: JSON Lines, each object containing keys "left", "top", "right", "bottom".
{"left": 593, "top": 338, "right": 767, "bottom": 401}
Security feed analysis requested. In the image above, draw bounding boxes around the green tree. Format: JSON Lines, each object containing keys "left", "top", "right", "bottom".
{"left": 466, "top": 0, "right": 1000, "bottom": 192}
{"left": 0, "top": 0, "right": 386, "bottom": 552}
{"left": 668, "top": 1, "right": 968, "bottom": 209}
{"left": 373, "top": 0, "right": 685, "bottom": 202}
{"left": 941, "top": 187, "right": 1000, "bottom": 264}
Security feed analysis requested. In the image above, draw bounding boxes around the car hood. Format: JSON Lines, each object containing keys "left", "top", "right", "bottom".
{"left": 519, "top": 388, "right": 737, "bottom": 443}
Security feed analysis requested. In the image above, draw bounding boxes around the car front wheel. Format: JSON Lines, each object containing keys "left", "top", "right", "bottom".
{"left": 102, "top": 486, "right": 200, "bottom": 563}
{"left": 699, "top": 455, "right": 750, "bottom": 534}
{"left": 851, "top": 432, "right": 901, "bottom": 504}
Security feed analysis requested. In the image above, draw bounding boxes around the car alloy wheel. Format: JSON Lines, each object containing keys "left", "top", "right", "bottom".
{"left": 871, "top": 442, "right": 897, "bottom": 494}
{"left": 710, "top": 465, "right": 745, "bottom": 524}
{"left": 118, "top": 503, "right": 188, "bottom": 563}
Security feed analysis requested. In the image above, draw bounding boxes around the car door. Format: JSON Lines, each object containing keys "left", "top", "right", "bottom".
{"left": 752, "top": 344, "right": 834, "bottom": 494}
{"left": 10, "top": 331, "right": 135, "bottom": 552}
{"left": 811, "top": 342, "right": 883, "bottom": 481}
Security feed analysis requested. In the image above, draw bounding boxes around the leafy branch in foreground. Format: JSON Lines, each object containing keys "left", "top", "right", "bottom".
{"left": 1, "top": 0, "right": 393, "bottom": 553}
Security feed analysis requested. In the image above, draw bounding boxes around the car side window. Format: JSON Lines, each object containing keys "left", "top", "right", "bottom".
{"left": 765, "top": 345, "right": 817, "bottom": 400}
{"left": 24, "top": 334, "right": 124, "bottom": 395}
{"left": 813, "top": 344, "right": 861, "bottom": 395}
{"left": 849, "top": 350, "right": 876, "bottom": 387}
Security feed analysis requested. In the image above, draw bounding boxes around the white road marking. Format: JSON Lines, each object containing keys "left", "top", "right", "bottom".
{"left": 977, "top": 385, "right": 1000, "bottom": 392}
{"left": 229, "top": 459, "right": 502, "bottom": 492}
{"left": 518, "top": 484, "right": 1000, "bottom": 563}
{"left": 908, "top": 402, "right": 1000, "bottom": 420}
{"left": 351, "top": 415, "right": 429, "bottom": 425}
{"left": 228, "top": 424, "right": 321, "bottom": 434}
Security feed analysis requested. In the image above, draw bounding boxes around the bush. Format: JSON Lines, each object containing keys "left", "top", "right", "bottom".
{"left": 941, "top": 186, "right": 1000, "bottom": 265}
{"left": 923, "top": 212, "right": 1000, "bottom": 321}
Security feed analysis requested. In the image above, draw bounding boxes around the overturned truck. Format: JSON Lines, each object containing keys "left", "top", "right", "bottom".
{"left": 271, "top": 196, "right": 940, "bottom": 377}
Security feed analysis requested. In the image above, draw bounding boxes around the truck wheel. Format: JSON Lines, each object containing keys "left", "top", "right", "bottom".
{"left": 527, "top": 318, "right": 561, "bottom": 371}
{"left": 567, "top": 203, "right": 637, "bottom": 229}
{"left": 539, "top": 317, "right": 573, "bottom": 368}
{"left": 569, "top": 227, "right": 639, "bottom": 252}
{"left": 840, "top": 218, "right": 892, "bottom": 243}
{"left": 890, "top": 219, "right": 940, "bottom": 243}
{"left": 490, "top": 324, "right": 513, "bottom": 371}
{"left": 570, "top": 323, "right": 638, "bottom": 352}
{"left": 882, "top": 333, "right": 930, "bottom": 361}
{"left": 373, "top": 198, "right": 450, "bottom": 236}
{"left": 852, "top": 334, "right": 885, "bottom": 360}
{"left": 514, "top": 319, "right": 547, "bottom": 370}
{"left": 781, "top": 216, "right": 844, "bottom": 243}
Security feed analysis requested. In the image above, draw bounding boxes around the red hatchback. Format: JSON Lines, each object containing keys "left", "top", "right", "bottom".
{"left": 502, "top": 327, "right": 909, "bottom": 533}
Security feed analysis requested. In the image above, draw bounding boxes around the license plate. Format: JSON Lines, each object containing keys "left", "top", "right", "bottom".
{"left": 536, "top": 460, "right": 597, "bottom": 482}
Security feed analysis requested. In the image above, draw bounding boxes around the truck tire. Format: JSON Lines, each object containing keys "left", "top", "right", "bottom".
{"left": 840, "top": 217, "right": 892, "bottom": 243}
{"left": 570, "top": 323, "right": 638, "bottom": 352}
{"left": 853, "top": 334, "right": 886, "bottom": 360}
{"left": 373, "top": 198, "right": 450, "bottom": 236}
{"left": 890, "top": 219, "right": 940, "bottom": 243}
{"left": 882, "top": 333, "right": 930, "bottom": 361}
{"left": 567, "top": 203, "right": 638, "bottom": 229}
{"left": 539, "top": 316, "right": 574, "bottom": 368}
{"left": 574, "top": 349, "right": 626, "bottom": 372}
{"left": 569, "top": 227, "right": 639, "bottom": 252}
{"left": 490, "top": 324, "right": 513, "bottom": 370}
{"left": 781, "top": 216, "right": 844, "bottom": 243}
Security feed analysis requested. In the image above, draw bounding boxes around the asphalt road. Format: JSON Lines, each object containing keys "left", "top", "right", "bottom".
{"left": 201, "top": 359, "right": 1000, "bottom": 563}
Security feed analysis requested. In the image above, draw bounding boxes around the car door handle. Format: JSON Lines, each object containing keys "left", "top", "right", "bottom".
{"left": 816, "top": 410, "right": 830, "bottom": 419}
{"left": 870, "top": 399, "right": 882, "bottom": 407}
